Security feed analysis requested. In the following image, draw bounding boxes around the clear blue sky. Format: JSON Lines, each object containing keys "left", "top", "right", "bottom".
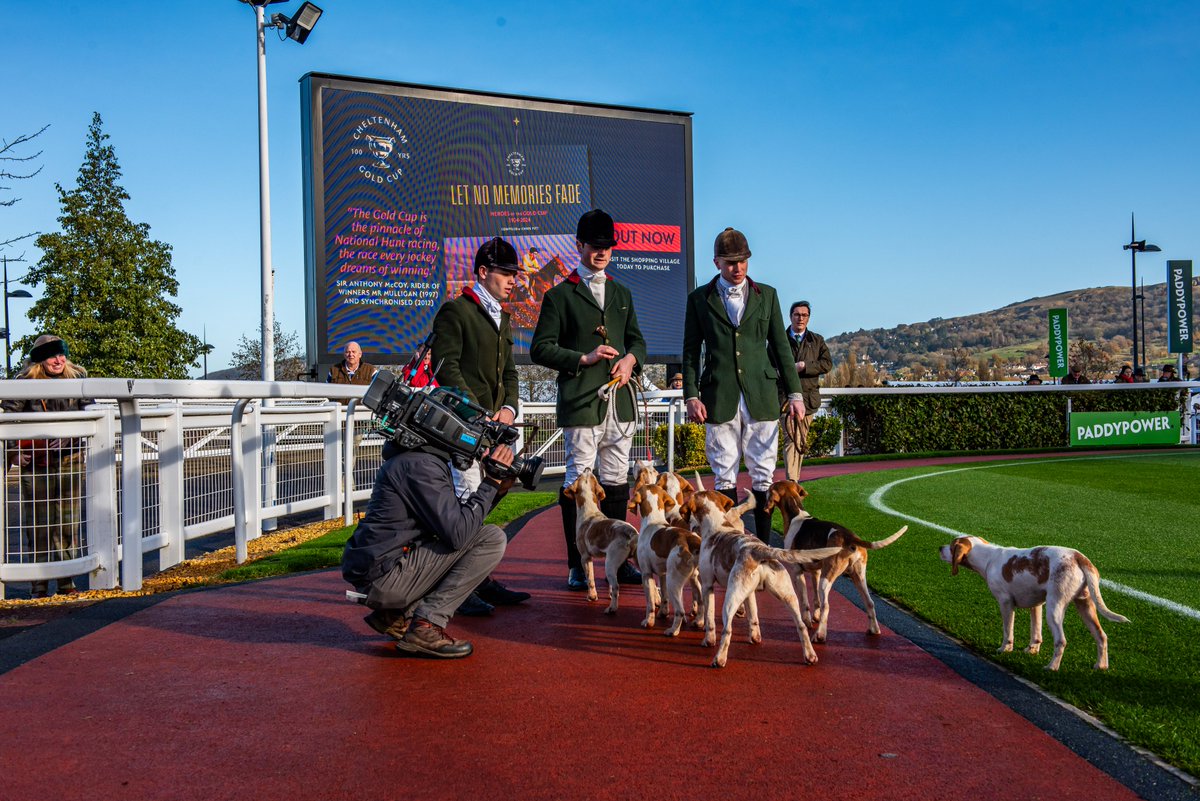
{"left": 3, "top": 1, "right": 1197, "bottom": 375}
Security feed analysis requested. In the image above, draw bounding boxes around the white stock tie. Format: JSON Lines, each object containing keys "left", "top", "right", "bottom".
{"left": 724, "top": 285, "right": 744, "bottom": 325}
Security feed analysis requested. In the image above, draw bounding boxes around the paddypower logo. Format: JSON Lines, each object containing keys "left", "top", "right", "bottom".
{"left": 1070, "top": 410, "right": 1180, "bottom": 446}
{"left": 351, "top": 116, "right": 411, "bottom": 185}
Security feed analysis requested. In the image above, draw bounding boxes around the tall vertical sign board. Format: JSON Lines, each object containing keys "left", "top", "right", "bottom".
{"left": 1167, "top": 260, "right": 1193, "bottom": 354}
{"left": 1048, "top": 308, "right": 1069, "bottom": 378}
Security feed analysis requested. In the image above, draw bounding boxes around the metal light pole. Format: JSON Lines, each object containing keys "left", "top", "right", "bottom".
{"left": 240, "top": 1, "right": 323, "bottom": 381}
{"left": 1138, "top": 277, "right": 1146, "bottom": 369}
{"left": 2, "top": 256, "right": 33, "bottom": 378}
{"left": 248, "top": 0, "right": 277, "bottom": 381}
{"left": 1123, "top": 214, "right": 1161, "bottom": 372}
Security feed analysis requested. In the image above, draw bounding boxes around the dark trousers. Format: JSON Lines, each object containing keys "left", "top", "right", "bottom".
{"left": 366, "top": 524, "right": 506, "bottom": 628}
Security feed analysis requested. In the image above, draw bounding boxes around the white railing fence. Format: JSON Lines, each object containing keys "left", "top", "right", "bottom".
{"left": 1, "top": 378, "right": 1195, "bottom": 598}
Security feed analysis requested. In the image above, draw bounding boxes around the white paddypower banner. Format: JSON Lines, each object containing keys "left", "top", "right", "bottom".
{"left": 1070, "top": 411, "right": 1181, "bottom": 446}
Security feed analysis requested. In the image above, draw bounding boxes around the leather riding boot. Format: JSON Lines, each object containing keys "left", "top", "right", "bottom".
{"left": 601, "top": 482, "right": 642, "bottom": 584}
{"left": 599, "top": 482, "right": 631, "bottom": 523}
{"left": 718, "top": 487, "right": 739, "bottom": 505}
{"left": 752, "top": 488, "right": 772, "bottom": 544}
{"left": 559, "top": 488, "right": 582, "bottom": 571}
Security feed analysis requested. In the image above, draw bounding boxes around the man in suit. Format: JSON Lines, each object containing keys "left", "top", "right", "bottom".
{"left": 430, "top": 236, "right": 530, "bottom": 613}
{"left": 531, "top": 209, "right": 647, "bottom": 590}
{"left": 682, "top": 227, "right": 805, "bottom": 543}
{"left": 781, "top": 300, "right": 832, "bottom": 481}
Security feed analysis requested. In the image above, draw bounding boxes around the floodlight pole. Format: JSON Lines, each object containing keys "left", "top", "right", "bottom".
{"left": 253, "top": 1, "right": 275, "bottom": 381}
{"left": 1123, "top": 214, "right": 1160, "bottom": 374}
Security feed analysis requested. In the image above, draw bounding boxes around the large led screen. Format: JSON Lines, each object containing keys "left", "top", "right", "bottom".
{"left": 301, "top": 73, "right": 694, "bottom": 367}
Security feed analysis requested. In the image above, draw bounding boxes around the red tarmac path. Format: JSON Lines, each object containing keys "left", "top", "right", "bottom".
{"left": 0, "top": 457, "right": 1188, "bottom": 800}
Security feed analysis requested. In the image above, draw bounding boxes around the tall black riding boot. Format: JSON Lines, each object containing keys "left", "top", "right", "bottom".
{"left": 601, "top": 482, "right": 642, "bottom": 585}
{"left": 599, "top": 482, "right": 631, "bottom": 523}
{"left": 559, "top": 488, "right": 585, "bottom": 590}
{"left": 752, "top": 488, "right": 773, "bottom": 544}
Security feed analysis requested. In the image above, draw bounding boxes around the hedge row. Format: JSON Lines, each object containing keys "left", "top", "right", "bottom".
{"left": 829, "top": 388, "right": 1189, "bottom": 454}
{"left": 651, "top": 415, "right": 843, "bottom": 468}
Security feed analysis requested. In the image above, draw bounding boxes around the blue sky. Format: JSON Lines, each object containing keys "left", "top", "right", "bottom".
{"left": 3, "top": 1, "right": 1197, "bottom": 375}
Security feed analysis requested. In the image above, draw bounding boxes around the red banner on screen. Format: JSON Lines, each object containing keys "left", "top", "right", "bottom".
{"left": 614, "top": 223, "right": 682, "bottom": 252}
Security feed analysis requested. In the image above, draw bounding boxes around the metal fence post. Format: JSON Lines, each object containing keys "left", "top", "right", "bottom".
{"left": 158, "top": 405, "right": 186, "bottom": 571}
{"left": 323, "top": 402, "right": 342, "bottom": 522}
{"left": 87, "top": 408, "right": 119, "bottom": 590}
{"left": 231, "top": 399, "right": 253, "bottom": 563}
{"left": 343, "top": 400, "right": 357, "bottom": 526}
{"left": 117, "top": 399, "right": 144, "bottom": 591}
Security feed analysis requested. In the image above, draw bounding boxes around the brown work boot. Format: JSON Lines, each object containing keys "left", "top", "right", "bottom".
{"left": 364, "top": 609, "right": 409, "bottom": 641}
{"left": 395, "top": 618, "right": 473, "bottom": 659}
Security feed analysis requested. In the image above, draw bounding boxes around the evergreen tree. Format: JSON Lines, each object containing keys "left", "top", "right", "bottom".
{"left": 20, "top": 113, "right": 202, "bottom": 378}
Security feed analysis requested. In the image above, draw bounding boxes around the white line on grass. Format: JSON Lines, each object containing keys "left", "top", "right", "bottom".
{"left": 866, "top": 452, "right": 1200, "bottom": 622}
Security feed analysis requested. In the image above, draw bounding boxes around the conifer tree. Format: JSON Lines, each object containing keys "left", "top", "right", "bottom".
{"left": 20, "top": 113, "right": 202, "bottom": 378}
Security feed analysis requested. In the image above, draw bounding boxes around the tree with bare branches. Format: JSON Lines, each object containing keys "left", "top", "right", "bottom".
{"left": 1, "top": 124, "right": 49, "bottom": 250}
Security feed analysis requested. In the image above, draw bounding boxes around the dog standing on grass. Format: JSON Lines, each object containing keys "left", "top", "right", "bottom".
{"left": 765, "top": 480, "right": 907, "bottom": 642}
{"left": 939, "top": 535, "right": 1129, "bottom": 670}
{"left": 628, "top": 483, "right": 703, "bottom": 635}
{"left": 565, "top": 469, "right": 639, "bottom": 614}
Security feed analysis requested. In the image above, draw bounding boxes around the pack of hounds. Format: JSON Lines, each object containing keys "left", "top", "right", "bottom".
{"left": 564, "top": 463, "right": 1128, "bottom": 671}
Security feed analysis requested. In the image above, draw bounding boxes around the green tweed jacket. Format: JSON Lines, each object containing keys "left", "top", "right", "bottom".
{"left": 431, "top": 287, "right": 519, "bottom": 414}
{"left": 530, "top": 272, "right": 646, "bottom": 427}
{"left": 682, "top": 276, "right": 802, "bottom": 423}
{"left": 785, "top": 328, "right": 832, "bottom": 412}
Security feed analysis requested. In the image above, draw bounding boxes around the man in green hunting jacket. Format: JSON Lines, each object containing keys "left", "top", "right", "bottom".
{"left": 682, "top": 227, "right": 805, "bottom": 543}
{"left": 430, "top": 236, "right": 531, "bottom": 614}
{"left": 531, "top": 209, "right": 647, "bottom": 590}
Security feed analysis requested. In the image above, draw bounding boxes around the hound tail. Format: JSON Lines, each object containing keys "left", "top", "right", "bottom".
{"left": 723, "top": 493, "right": 757, "bottom": 528}
{"left": 752, "top": 543, "right": 843, "bottom": 566}
{"left": 1083, "top": 561, "right": 1129, "bottom": 624}
{"left": 863, "top": 525, "right": 908, "bottom": 550}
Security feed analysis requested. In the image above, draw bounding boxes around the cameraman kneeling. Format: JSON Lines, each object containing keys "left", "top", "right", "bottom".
{"left": 342, "top": 440, "right": 516, "bottom": 659}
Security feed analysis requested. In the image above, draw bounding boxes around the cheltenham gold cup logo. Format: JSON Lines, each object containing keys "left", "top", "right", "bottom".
{"left": 351, "top": 116, "right": 409, "bottom": 185}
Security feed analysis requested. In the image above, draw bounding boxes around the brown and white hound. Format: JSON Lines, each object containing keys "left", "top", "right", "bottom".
{"left": 765, "top": 480, "right": 907, "bottom": 642}
{"left": 939, "top": 536, "right": 1129, "bottom": 670}
{"left": 565, "top": 469, "right": 639, "bottom": 614}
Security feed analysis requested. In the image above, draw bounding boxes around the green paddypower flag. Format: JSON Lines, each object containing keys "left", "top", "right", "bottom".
{"left": 1070, "top": 411, "right": 1180, "bottom": 446}
{"left": 1047, "top": 308, "right": 1068, "bottom": 378}
{"left": 1167, "top": 260, "right": 1193, "bottom": 353}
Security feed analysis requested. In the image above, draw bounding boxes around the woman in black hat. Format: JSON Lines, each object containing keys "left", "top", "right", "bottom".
{"left": 2, "top": 335, "right": 93, "bottom": 597}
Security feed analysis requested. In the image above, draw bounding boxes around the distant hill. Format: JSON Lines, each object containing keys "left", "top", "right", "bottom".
{"left": 826, "top": 279, "right": 1198, "bottom": 382}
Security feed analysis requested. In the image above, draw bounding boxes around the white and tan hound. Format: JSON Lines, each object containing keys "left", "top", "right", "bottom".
{"left": 628, "top": 483, "right": 703, "bottom": 635}
{"left": 565, "top": 469, "right": 639, "bottom": 614}
{"left": 939, "top": 536, "right": 1129, "bottom": 670}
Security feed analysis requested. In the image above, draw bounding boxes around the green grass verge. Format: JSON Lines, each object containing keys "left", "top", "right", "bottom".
{"left": 798, "top": 452, "right": 1200, "bottom": 777}
{"left": 217, "top": 491, "right": 556, "bottom": 583}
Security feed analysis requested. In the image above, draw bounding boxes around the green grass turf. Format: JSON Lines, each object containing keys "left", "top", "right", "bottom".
{"left": 216, "top": 491, "right": 556, "bottom": 583}
{"left": 796, "top": 451, "right": 1200, "bottom": 777}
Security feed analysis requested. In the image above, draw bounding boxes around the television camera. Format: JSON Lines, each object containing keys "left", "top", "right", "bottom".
{"left": 361, "top": 368, "right": 544, "bottom": 490}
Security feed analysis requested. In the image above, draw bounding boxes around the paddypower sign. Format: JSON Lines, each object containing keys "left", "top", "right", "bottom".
{"left": 1070, "top": 411, "right": 1180, "bottom": 446}
{"left": 1168, "top": 260, "right": 1193, "bottom": 353}
{"left": 1048, "top": 308, "right": 1069, "bottom": 377}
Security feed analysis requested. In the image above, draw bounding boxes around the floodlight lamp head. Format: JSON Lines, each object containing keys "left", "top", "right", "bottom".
{"left": 284, "top": 2, "right": 322, "bottom": 43}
